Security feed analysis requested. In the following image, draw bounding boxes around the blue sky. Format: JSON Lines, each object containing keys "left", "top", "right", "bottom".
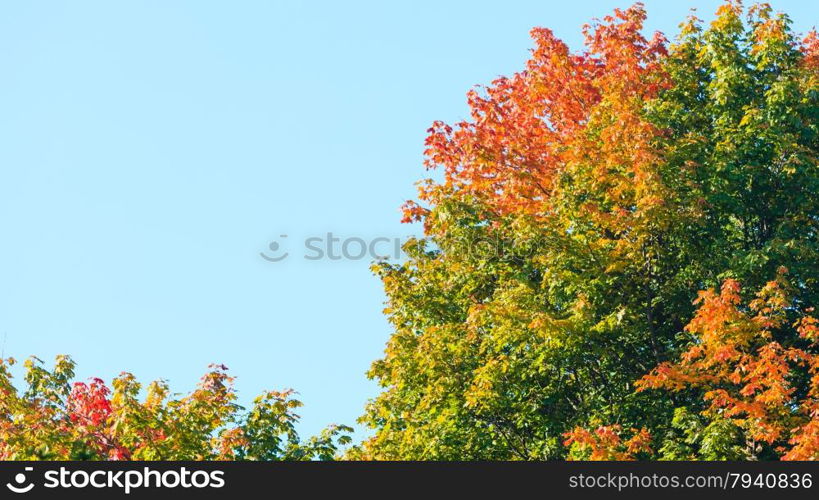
{"left": 0, "top": 1, "right": 816, "bottom": 438}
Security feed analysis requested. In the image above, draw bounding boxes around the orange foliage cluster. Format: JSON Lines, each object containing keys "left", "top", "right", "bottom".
{"left": 637, "top": 270, "right": 819, "bottom": 460}
{"left": 405, "top": 4, "right": 668, "bottom": 226}
{"left": 564, "top": 425, "right": 652, "bottom": 460}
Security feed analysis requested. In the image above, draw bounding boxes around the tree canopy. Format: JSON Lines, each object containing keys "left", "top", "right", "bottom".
{"left": 355, "top": 1, "right": 819, "bottom": 460}
{"left": 0, "top": 356, "right": 351, "bottom": 460}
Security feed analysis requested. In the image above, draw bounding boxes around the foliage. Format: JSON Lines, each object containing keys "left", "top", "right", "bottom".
{"left": 0, "top": 357, "right": 351, "bottom": 460}
{"left": 636, "top": 271, "right": 819, "bottom": 460}
{"left": 564, "top": 425, "right": 652, "bottom": 460}
{"left": 358, "top": 1, "right": 819, "bottom": 460}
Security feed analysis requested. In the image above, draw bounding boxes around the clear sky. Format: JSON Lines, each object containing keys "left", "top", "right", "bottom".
{"left": 0, "top": 1, "right": 816, "bottom": 439}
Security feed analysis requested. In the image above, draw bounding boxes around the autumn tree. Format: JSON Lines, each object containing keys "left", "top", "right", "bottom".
{"left": 0, "top": 356, "right": 351, "bottom": 460}
{"left": 357, "top": 1, "right": 819, "bottom": 460}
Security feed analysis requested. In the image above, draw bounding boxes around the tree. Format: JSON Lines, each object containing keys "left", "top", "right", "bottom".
{"left": 357, "top": 1, "right": 819, "bottom": 460}
{"left": 0, "top": 356, "right": 351, "bottom": 460}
